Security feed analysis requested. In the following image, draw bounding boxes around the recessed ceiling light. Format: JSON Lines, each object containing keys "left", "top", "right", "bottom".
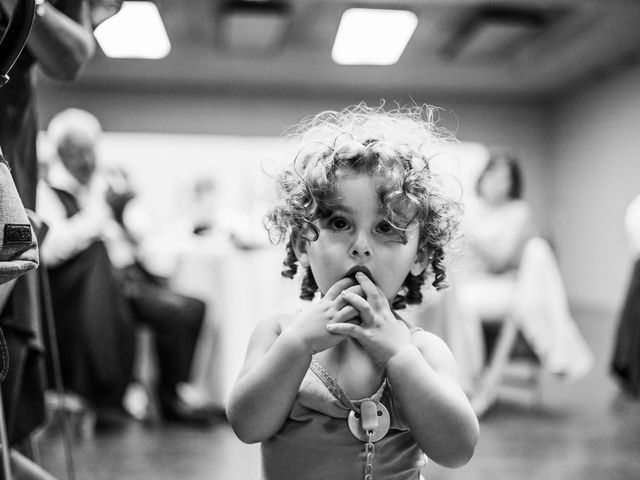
{"left": 331, "top": 8, "right": 418, "bottom": 66}
{"left": 94, "top": 1, "right": 171, "bottom": 59}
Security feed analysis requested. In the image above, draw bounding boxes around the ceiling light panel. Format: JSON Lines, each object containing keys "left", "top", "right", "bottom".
{"left": 332, "top": 8, "right": 418, "bottom": 66}
{"left": 94, "top": 1, "right": 171, "bottom": 59}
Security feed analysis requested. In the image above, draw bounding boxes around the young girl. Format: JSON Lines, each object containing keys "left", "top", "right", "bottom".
{"left": 226, "top": 104, "right": 479, "bottom": 480}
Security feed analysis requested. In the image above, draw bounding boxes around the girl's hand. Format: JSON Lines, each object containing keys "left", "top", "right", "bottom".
{"left": 326, "top": 272, "right": 412, "bottom": 365}
{"left": 287, "top": 277, "right": 363, "bottom": 355}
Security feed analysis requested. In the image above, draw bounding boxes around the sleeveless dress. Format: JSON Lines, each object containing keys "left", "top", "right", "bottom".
{"left": 261, "top": 358, "right": 426, "bottom": 480}
{"left": 455, "top": 201, "right": 593, "bottom": 380}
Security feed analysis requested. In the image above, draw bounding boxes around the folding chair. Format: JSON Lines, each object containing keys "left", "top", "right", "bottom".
{"left": 472, "top": 318, "right": 542, "bottom": 417}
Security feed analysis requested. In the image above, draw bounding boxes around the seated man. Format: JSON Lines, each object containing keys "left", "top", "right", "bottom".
{"left": 37, "top": 108, "right": 221, "bottom": 426}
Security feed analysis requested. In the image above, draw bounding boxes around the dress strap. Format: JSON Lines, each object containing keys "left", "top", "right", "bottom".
{"left": 309, "top": 359, "right": 386, "bottom": 413}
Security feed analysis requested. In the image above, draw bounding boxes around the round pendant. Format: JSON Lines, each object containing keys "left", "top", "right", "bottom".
{"left": 347, "top": 402, "right": 390, "bottom": 443}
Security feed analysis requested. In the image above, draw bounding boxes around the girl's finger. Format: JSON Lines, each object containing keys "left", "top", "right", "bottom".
{"left": 333, "top": 285, "right": 364, "bottom": 310}
{"left": 330, "top": 305, "right": 359, "bottom": 324}
{"left": 355, "top": 272, "right": 387, "bottom": 311}
{"left": 341, "top": 291, "right": 375, "bottom": 326}
{"left": 324, "top": 276, "right": 357, "bottom": 300}
{"left": 326, "top": 322, "right": 365, "bottom": 340}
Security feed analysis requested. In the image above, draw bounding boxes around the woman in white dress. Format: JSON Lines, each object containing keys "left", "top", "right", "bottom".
{"left": 455, "top": 147, "right": 593, "bottom": 417}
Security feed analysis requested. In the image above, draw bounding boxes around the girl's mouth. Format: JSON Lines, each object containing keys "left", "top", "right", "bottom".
{"left": 344, "top": 265, "right": 374, "bottom": 282}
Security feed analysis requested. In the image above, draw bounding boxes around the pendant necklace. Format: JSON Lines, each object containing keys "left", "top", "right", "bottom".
{"left": 310, "top": 359, "right": 391, "bottom": 480}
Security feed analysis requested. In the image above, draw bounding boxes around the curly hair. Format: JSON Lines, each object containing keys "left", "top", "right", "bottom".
{"left": 265, "top": 103, "right": 462, "bottom": 308}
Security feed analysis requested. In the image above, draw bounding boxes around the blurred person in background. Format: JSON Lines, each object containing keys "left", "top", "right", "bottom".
{"left": 37, "top": 108, "right": 224, "bottom": 427}
{"left": 611, "top": 193, "right": 640, "bottom": 398}
{"left": 453, "top": 147, "right": 593, "bottom": 417}
{"left": 0, "top": 0, "right": 119, "bottom": 209}
{"left": 0, "top": 0, "right": 123, "bottom": 473}
{"left": 179, "top": 175, "right": 269, "bottom": 250}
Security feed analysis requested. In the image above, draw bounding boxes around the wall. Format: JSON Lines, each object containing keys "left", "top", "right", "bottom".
{"left": 48, "top": 76, "right": 640, "bottom": 313}
{"left": 40, "top": 83, "right": 555, "bottom": 290}
{"left": 551, "top": 63, "right": 640, "bottom": 314}
{"left": 37, "top": 83, "right": 554, "bottom": 230}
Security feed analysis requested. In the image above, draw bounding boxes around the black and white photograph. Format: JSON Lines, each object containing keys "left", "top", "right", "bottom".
{"left": 1, "top": 1, "right": 640, "bottom": 479}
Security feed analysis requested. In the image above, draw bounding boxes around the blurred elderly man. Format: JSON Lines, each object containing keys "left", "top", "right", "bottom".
{"left": 37, "top": 108, "right": 222, "bottom": 426}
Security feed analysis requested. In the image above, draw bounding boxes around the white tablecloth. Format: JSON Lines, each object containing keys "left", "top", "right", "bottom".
{"left": 163, "top": 238, "right": 300, "bottom": 407}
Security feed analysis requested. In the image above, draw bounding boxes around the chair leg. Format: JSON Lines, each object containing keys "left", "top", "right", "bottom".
{"left": 8, "top": 450, "right": 57, "bottom": 480}
{"left": 471, "top": 320, "right": 519, "bottom": 417}
{"left": 125, "top": 329, "right": 162, "bottom": 425}
{"left": 0, "top": 391, "right": 13, "bottom": 480}
{"left": 498, "top": 364, "right": 543, "bottom": 408}
{"left": 39, "top": 268, "right": 78, "bottom": 479}
{"left": 27, "top": 436, "right": 40, "bottom": 467}
{"left": 44, "top": 391, "right": 95, "bottom": 441}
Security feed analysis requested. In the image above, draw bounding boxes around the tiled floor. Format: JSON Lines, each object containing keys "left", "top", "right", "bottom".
{"left": 35, "top": 308, "right": 640, "bottom": 479}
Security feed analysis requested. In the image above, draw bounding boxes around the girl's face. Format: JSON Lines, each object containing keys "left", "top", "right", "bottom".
{"left": 295, "top": 170, "right": 426, "bottom": 302}
{"left": 478, "top": 161, "right": 512, "bottom": 204}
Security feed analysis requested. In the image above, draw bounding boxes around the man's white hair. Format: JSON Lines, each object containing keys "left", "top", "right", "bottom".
{"left": 47, "top": 108, "right": 103, "bottom": 148}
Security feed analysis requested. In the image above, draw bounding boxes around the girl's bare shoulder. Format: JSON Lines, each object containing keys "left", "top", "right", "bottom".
{"left": 240, "top": 310, "right": 299, "bottom": 370}
{"left": 410, "top": 329, "right": 458, "bottom": 376}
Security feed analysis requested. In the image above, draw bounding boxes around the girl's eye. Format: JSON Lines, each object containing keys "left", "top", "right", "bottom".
{"left": 329, "top": 217, "right": 350, "bottom": 230}
{"left": 377, "top": 221, "right": 408, "bottom": 243}
{"left": 376, "top": 221, "right": 394, "bottom": 234}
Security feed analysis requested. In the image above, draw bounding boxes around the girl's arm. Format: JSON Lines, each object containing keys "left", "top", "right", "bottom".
{"left": 331, "top": 273, "right": 478, "bottom": 467}
{"left": 226, "top": 313, "right": 313, "bottom": 444}
{"left": 385, "top": 331, "right": 479, "bottom": 468}
{"left": 226, "top": 277, "right": 359, "bottom": 443}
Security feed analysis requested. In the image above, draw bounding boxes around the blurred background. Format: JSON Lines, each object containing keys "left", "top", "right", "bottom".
{"left": 21, "top": 0, "right": 640, "bottom": 478}
{"left": 37, "top": 0, "right": 640, "bottom": 315}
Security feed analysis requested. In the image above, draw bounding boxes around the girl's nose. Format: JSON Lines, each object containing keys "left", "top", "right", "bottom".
{"left": 350, "top": 232, "right": 372, "bottom": 258}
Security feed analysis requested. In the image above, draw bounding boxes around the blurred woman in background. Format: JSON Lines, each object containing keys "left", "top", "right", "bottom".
{"left": 455, "top": 147, "right": 593, "bottom": 417}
